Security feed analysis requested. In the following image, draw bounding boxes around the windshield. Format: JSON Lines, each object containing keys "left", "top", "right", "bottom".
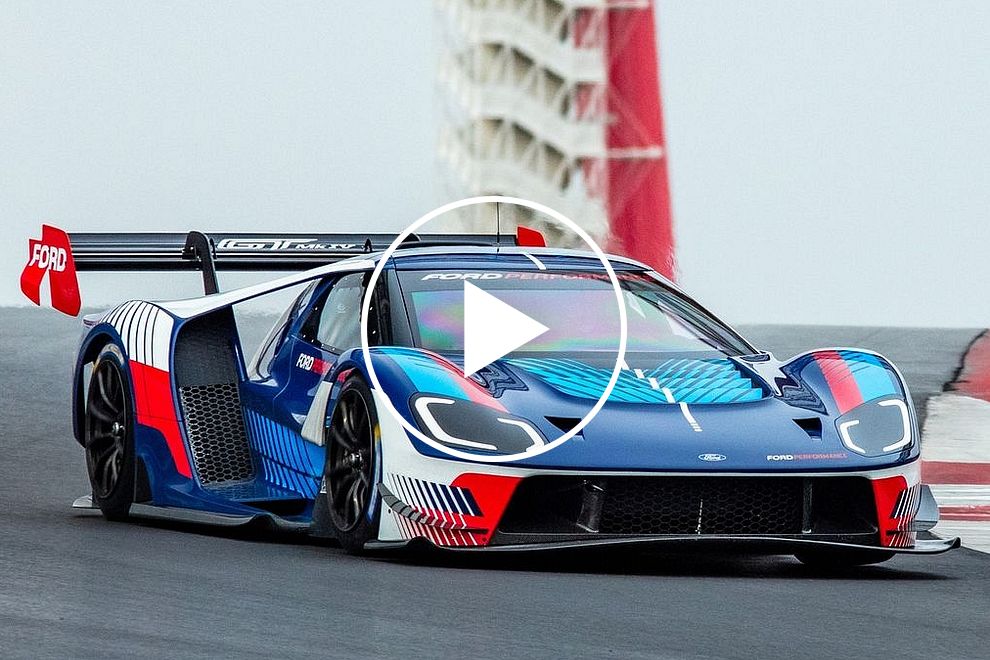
{"left": 397, "top": 269, "right": 753, "bottom": 358}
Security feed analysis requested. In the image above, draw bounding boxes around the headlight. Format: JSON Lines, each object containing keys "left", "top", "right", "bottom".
{"left": 411, "top": 394, "right": 545, "bottom": 455}
{"left": 835, "top": 397, "right": 913, "bottom": 457}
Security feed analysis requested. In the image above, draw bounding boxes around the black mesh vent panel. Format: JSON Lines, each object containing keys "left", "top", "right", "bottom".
{"left": 598, "top": 477, "right": 804, "bottom": 535}
{"left": 179, "top": 382, "right": 254, "bottom": 485}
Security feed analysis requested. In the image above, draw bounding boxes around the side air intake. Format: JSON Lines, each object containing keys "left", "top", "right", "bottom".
{"left": 174, "top": 310, "right": 255, "bottom": 485}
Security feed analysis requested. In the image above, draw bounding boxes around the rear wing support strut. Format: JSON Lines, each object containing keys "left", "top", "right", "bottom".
{"left": 182, "top": 231, "right": 220, "bottom": 295}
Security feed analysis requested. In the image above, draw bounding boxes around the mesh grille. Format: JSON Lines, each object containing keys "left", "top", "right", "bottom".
{"left": 179, "top": 382, "right": 254, "bottom": 485}
{"left": 499, "top": 476, "right": 814, "bottom": 537}
{"left": 598, "top": 477, "right": 803, "bottom": 535}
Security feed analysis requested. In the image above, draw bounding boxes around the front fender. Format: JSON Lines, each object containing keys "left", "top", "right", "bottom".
{"left": 776, "top": 348, "right": 919, "bottom": 463}
{"left": 778, "top": 348, "right": 911, "bottom": 415}
{"left": 72, "top": 323, "right": 129, "bottom": 445}
{"left": 330, "top": 347, "right": 507, "bottom": 427}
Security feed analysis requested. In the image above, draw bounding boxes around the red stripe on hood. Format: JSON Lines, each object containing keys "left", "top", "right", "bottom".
{"left": 814, "top": 350, "right": 864, "bottom": 414}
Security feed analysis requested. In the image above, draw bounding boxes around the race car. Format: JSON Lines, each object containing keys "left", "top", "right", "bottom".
{"left": 21, "top": 224, "right": 959, "bottom": 566}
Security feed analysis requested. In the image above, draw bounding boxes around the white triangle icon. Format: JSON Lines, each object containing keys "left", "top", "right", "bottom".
{"left": 463, "top": 281, "right": 549, "bottom": 377}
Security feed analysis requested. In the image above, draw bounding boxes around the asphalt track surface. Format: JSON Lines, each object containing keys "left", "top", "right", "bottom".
{"left": 1, "top": 308, "right": 987, "bottom": 659}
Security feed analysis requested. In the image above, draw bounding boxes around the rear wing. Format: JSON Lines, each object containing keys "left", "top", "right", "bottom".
{"left": 22, "top": 225, "right": 543, "bottom": 316}
{"left": 70, "top": 230, "right": 518, "bottom": 292}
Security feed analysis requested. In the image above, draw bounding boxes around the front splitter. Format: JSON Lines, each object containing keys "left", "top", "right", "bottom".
{"left": 366, "top": 534, "right": 960, "bottom": 555}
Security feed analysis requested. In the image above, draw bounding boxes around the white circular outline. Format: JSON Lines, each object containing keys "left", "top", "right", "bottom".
{"left": 360, "top": 195, "right": 628, "bottom": 463}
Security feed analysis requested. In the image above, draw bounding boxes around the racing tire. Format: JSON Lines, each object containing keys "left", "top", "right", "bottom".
{"left": 794, "top": 549, "right": 895, "bottom": 568}
{"left": 84, "top": 344, "right": 135, "bottom": 521}
{"left": 317, "top": 375, "right": 381, "bottom": 555}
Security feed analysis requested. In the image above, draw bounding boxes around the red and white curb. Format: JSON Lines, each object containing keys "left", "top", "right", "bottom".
{"left": 928, "top": 485, "right": 990, "bottom": 521}
{"left": 922, "top": 331, "right": 990, "bottom": 553}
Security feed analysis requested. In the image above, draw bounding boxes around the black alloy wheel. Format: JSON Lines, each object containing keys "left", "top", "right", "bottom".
{"left": 84, "top": 347, "right": 135, "bottom": 520}
{"left": 327, "top": 386, "right": 373, "bottom": 531}
{"left": 320, "top": 376, "right": 380, "bottom": 553}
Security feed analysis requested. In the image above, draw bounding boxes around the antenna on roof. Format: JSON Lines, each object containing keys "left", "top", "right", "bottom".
{"left": 495, "top": 201, "right": 501, "bottom": 247}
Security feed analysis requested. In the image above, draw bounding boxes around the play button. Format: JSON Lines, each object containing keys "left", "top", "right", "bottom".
{"left": 462, "top": 281, "right": 549, "bottom": 377}
{"left": 360, "top": 196, "right": 628, "bottom": 464}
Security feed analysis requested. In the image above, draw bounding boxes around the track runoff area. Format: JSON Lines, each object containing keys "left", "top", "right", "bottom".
{"left": 922, "top": 330, "right": 990, "bottom": 552}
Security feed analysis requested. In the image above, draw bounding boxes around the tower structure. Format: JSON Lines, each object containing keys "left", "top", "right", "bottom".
{"left": 435, "top": 0, "right": 674, "bottom": 278}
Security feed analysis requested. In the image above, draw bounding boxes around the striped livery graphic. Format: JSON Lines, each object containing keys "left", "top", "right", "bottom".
{"left": 382, "top": 474, "right": 484, "bottom": 546}
{"left": 242, "top": 408, "right": 322, "bottom": 498}
{"left": 101, "top": 300, "right": 174, "bottom": 371}
{"left": 382, "top": 347, "right": 507, "bottom": 409}
{"left": 887, "top": 488, "right": 922, "bottom": 548}
{"left": 872, "top": 476, "right": 920, "bottom": 548}
{"left": 892, "top": 484, "right": 923, "bottom": 525}
{"left": 811, "top": 350, "right": 901, "bottom": 414}
{"left": 508, "top": 357, "right": 765, "bottom": 404}
{"left": 382, "top": 473, "right": 522, "bottom": 547}
{"left": 100, "top": 301, "right": 191, "bottom": 478}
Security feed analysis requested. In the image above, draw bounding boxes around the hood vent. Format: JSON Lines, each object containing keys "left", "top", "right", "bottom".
{"left": 793, "top": 417, "right": 823, "bottom": 439}
{"left": 546, "top": 416, "right": 582, "bottom": 435}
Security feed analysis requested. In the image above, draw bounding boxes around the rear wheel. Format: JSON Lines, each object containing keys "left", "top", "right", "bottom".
{"left": 794, "top": 549, "right": 895, "bottom": 568}
{"left": 84, "top": 345, "right": 135, "bottom": 521}
{"left": 317, "top": 376, "right": 380, "bottom": 554}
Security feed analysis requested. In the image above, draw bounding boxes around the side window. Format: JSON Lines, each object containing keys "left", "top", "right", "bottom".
{"left": 301, "top": 273, "right": 366, "bottom": 354}
{"left": 249, "top": 281, "right": 317, "bottom": 379}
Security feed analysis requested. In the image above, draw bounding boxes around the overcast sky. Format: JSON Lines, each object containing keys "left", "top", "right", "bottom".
{"left": 2, "top": 2, "right": 988, "bottom": 327}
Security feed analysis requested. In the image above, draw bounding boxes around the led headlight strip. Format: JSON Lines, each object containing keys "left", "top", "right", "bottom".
{"left": 878, "top": 399, "right": 911, "bottom": 452}
{"left": 413, "top": 395, "right": 545, "bottom": 453}
{"left": 414, "top": 396, "right": 499, "bottom": 451}
{"left": 838, "top": 398, "right": 911, "bottom": 456}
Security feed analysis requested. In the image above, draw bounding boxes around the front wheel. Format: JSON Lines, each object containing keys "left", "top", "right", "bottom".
{"left": 84, "top": 345, "right": 135, "bottom": 521}
{"left": 315, "top": 376, "right": 380, "bottom": 554}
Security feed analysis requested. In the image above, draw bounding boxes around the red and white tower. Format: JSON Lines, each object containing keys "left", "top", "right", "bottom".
{"left": 436, "top": 0, "right": 675, "bottom": 278}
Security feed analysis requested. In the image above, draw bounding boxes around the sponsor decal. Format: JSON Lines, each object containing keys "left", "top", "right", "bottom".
{"left": 766, "top": 452, "right": 848, "bottom": 462}
{"left": 216, "top": 238, "right": 358, "bottom": 251}
{"left": 698, "top": 453, "right": 727, "bottom": 462}
{"left": 20, "top": 224, "right": 81, "bottom": 316}
{"left": 420, "top": 271, "right": 651, "bottom": 282}
{"left": 422, "top": 272, "right": 504, "bottom": 281}
{"left": 29, "top": 243, "right": 69, "bottom": 271}
{"left": 296, "top": 352, "right": 331, "bottom": 374}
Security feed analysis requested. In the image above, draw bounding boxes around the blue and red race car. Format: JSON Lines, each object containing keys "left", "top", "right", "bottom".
{"left": 22, "top": 225, "right": 958, "bottom": 566}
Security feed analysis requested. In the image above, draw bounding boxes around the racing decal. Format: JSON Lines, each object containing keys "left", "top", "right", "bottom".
{"left": 100, "top": 301, "right": 192, "bottom": 478}
{"left": 20, "top": 225, "right": 81, "bottom": 316}
{"left": 891, "top": 484, "right": 923, "bottom": 523}
{"left": 419, "top": 271, "right": 650, "bottom": 283}
{"left": 215, "top": 238, "right": 359, "bottom": 251}
{"left": 812, "top": 351, "right": 900, "bottom": 414}
{"left": 450, "top": 473, "right": 521, "bottom": 545}
{"left": 765, "top": 452, "right": 848, "bottom": 462}
{"left": 381, "top": 348, "right": 507, "bottom": 411}
{"left": 101, "top": 300, "right": 173, "bottom": 370}
{"left": 383, "top": 472, "right": 520, "bottom": 547}
{"left": 872, "top": 476, "right": 919, "bottom": 548}
{"left": 295, "top": 352, "right": 331, "bottom": 375}
{"left": 509, "top": 357, "right": 763, "bottom": 404}
{"left": 242, "top": 407, "right": 322, "bottom": 497}
{"left": 381, "top": 476, "right": 484, "bottom": 547}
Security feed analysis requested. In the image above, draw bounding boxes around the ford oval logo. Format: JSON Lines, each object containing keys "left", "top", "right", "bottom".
{"left": 699, "top": 453, "right": 727, "bottom": 462}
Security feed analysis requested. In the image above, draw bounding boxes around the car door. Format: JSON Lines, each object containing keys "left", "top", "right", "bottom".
{"left": 274, "top": 271, "right": 368, "bottom": 429}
